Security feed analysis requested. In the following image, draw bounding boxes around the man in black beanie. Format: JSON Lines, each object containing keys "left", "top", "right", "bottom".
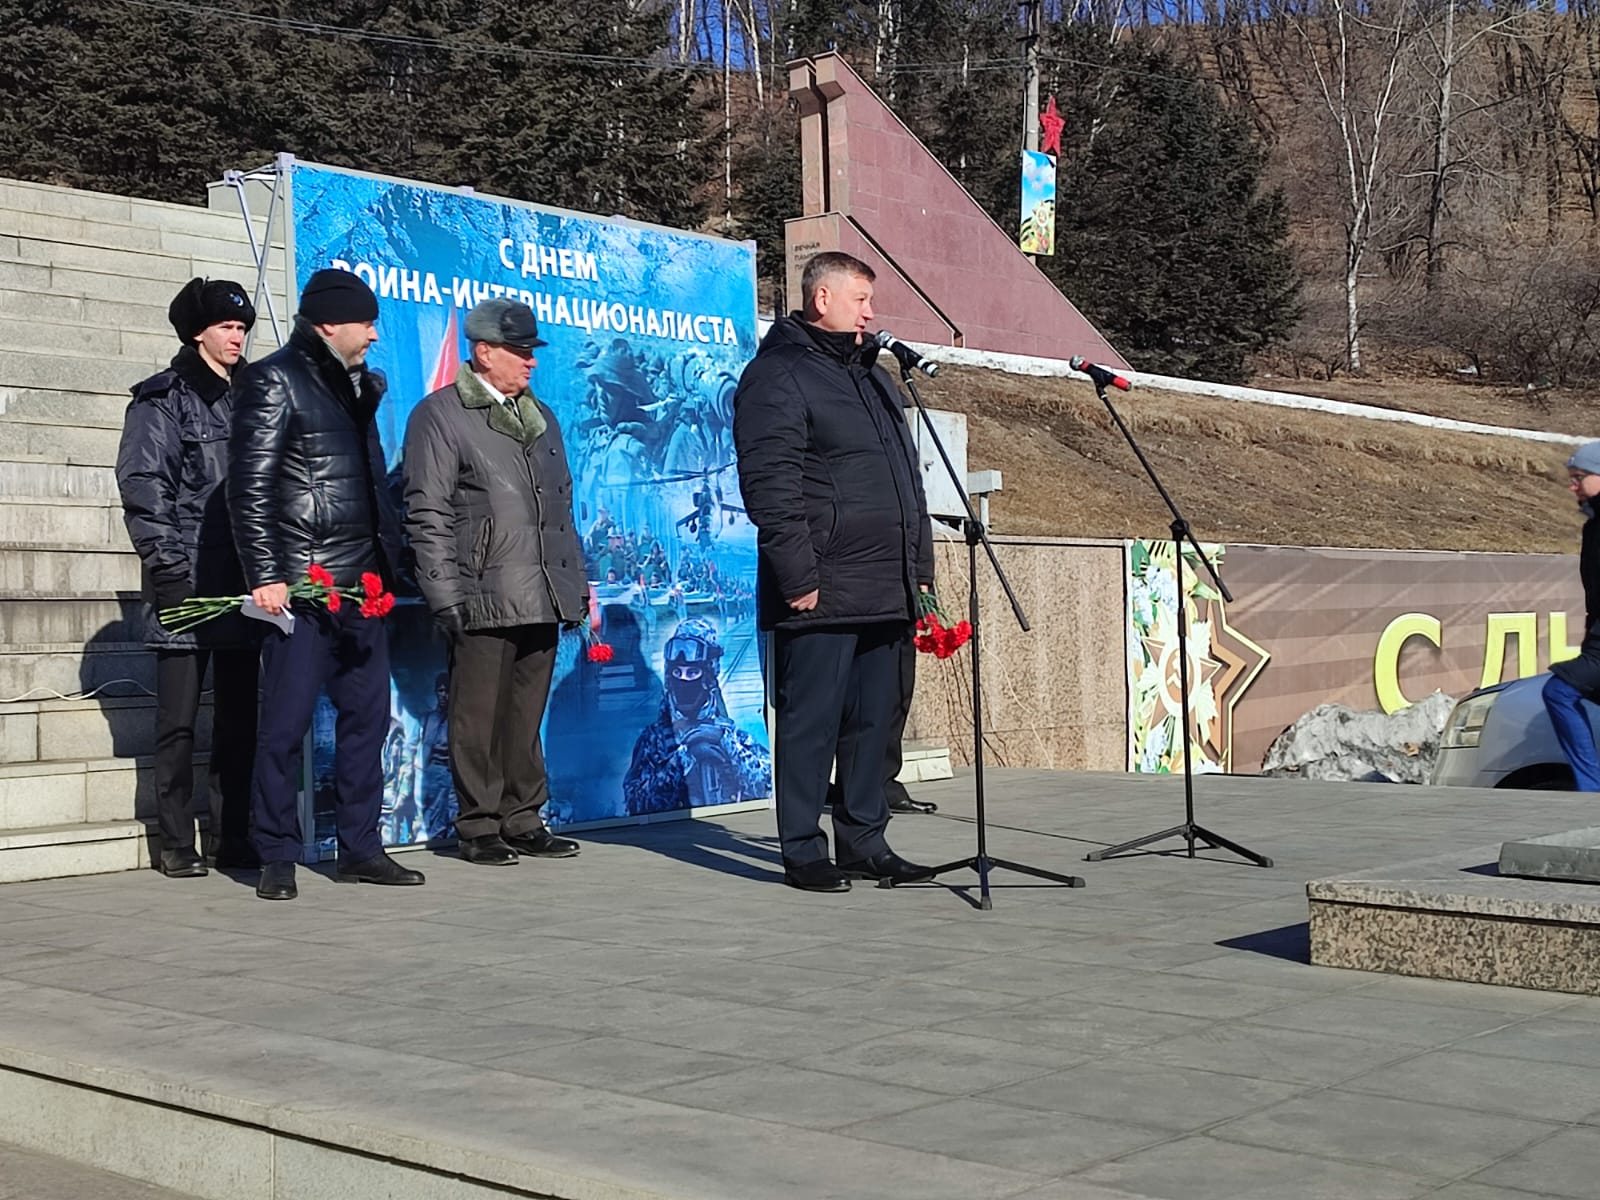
{"left": 117, "top": 277, "right": 260, "bottom": 877}
{"left": 229, "top": 268, "right": 421, "bottom": 900}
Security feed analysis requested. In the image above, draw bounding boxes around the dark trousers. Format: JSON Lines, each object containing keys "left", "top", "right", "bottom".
{"left": 825, "top": 634, "right": 916, "bottom": 808}
{"left": 774, "top": 622, "right": 909, "bottom": 866}
{"left": 153, "top": 648, "right": 258, "bottom": 854}
{"left": 251, "top": 604, "right": 389, "bottom": 865}
{"left": 449, "top": 623, "right": 559, "bottom": 841}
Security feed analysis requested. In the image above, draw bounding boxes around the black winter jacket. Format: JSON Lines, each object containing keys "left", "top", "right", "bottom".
{"left": 228, "top": 319, "right": 403, "bottom": 592}
{"left": 402, "top": 366, "right": 587, "bottom": 629}
{"left": 732, "top": 316, "right": 934, "bottom": 631}
{"left": 1552, "top": 502, "right": 1600, "bottom": 693}
{"left": 116, "top": 346, "right": 252, "bottom": 649}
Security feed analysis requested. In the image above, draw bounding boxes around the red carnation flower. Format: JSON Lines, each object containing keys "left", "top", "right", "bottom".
{"left": 325, "top": 590, "right": 342, "bottom": 613}
{"left": 360, "top": 572, "right": 384, "bottom": 599}
{"left": 306, "top": 563, "right": 335, "bottom": 589}
{"left": 360, "top": 591, "right": 396, "bottom": 619}
{"left": 586, "top": 642, "right": 615, "bottom": 664}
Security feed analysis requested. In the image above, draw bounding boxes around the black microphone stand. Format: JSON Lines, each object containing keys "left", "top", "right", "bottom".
{"left": 892, "top": 361, "right": 1085, "bottom": 909}
{"left": 1081, "top": 379, "right": 1272, "bottom": 868}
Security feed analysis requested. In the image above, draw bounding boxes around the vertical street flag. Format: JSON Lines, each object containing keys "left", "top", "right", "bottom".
{"left": 1019, "top": 149, "right": 1057, "bottom": 255}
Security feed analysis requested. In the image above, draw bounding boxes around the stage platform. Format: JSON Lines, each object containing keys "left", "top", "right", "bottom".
{"left": 4, "top": 770, "right": 1600, "bottom": 1200}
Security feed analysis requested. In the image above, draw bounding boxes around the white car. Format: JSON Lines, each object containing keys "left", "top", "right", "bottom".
{"left": 1431, "top": 673, "right": 1599, "bottom": 789}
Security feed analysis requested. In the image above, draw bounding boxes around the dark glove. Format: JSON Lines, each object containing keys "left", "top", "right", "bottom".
{"left": 154, "top": 575, "right": 193, "bottom": 612}
{"left": 434, "top": 604, "right": 467, "bottom": 644}
{"left": 681, "top": 722, "right": 734, "bottom": 766}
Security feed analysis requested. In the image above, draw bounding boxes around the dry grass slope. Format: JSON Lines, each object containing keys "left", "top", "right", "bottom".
{"left": 917, "top": 366, "right": 1591, "bottom": 553}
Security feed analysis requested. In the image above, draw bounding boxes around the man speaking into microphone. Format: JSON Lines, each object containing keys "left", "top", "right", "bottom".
{"left": 733, "top": 251, "right": 935, "bottom": 893}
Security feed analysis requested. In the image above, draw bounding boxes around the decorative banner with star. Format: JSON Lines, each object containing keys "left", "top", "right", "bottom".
{"left": 1125, "top": 540, "right": 1586, "bottom": 774}
{"left": 1020, "top": 97, "right": 1066, "bottom": 256}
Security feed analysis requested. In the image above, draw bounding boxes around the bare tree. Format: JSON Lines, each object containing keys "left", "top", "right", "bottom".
{"left": 1288, "top": 0, "right": 1426, "bottom": 373}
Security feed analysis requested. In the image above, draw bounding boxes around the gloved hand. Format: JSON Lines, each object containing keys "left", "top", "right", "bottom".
{"left": 681, "top": 722, "right": 734, "bottom": 766}
{"left": 154, "top": 575, "right": 193, "bottom": 612}
{"left": 434, "top": 604, "right": 468, "bottom": 644}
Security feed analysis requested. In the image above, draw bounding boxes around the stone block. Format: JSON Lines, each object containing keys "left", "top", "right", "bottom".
{"left": 84, "top": 755, "right": 162, "bottom": 823}
{"left": 0, "top": 546, "right": 143, "bottom": 594}
{"left": 0, "top": 454, "right": 122, "bottom": 497}
{"left": 0, "top": 499, "right": 121, "bottom": 547}
{"left": 41, "top": 263, "right": 197, "bottom": 309}
{"left": 1499, "top": 827, "right": 1600, "bottom": 883}
{"left": 0, "top": 596, "right": 141, "bottom": 645}
{"left": 0, "top": 820, "right": 148, "bottom": 882}
{"left": 37, "top": 696, "right": 171, "bottom": 762}
{"left": 0, "top": 762, "right": 86, "bottom": 827}
{"left": 3, "top": 209, "right": 166, "bottom": 252}
{"left": 0, "top": 256, "right": 54, "bottom": 292}
{"left": 12, "top": 236, "right": 197, "bottom": 282}
{"left": 0, "top": 710, "right": 37, "bottom": 762}
{"left": 1309, "top": 844, "right": 1600, "bottom": 994}
{"left": 0, "top": 350, "right": 142, "bottom": 404}
{"left": 0, "top": 645, "right": 153, "bottom": 701}
{"left": 0, "top": 1067, "right": 271, "bottom": 1199}
{"left": 0, "top": 179, "right": 135, "bottom": 222}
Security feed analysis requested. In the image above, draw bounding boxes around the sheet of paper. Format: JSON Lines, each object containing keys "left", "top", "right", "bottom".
{"left": 241, "top": 597, "right": 295, "bottom": 635}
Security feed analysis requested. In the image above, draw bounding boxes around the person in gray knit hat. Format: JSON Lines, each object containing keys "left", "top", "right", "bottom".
{"left": 402, "top": 298, "right": 595, "bottom": 866}
{"left": 1544, "top": 440, "right": 1600, "bottom": 790}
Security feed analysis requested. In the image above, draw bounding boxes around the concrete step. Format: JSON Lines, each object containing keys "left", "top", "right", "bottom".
{"left": 6, "top": 232, "right": 282, "bottom": 284}
{"left": 1, "top": 177, "right": 272, "bottom": 243}
{"left": 0, "top": 642, "right": 153, "bottom": 704}
{"left": 0, "top": 695, "right": 202, "bottom": 766}
{"left": 0, "top": 1139, "right": 204, "bottom": 1200}
{"left": 0, "top": 498, "right": 124, "bottom": 548}
{"left": 0, "top": 314, "right": 174, "bottom": 365}
{"left": 0, "top": 346, "right": 152, "bottom": 400}
{"left": 0, "top": 755, "right": 160, "bottom": 830}
{"left": 0, "top": 256, "right": 275, "bottom": 312}
{"left": 0, "top": 456, "right": 122, "bottom": 498}
{"left": 0, "top": 419, "right": 125, "bottom": 463}
{"left": 0, "top": 388, "right": 132, "bottom": 430}
{"left": 0, "top": 816, "right": 151, "bottom": 883}
{"left": 0, "top": 595, "right": 141, "bottom": 644}
{"left": 0, "top": 543, "right": 143, "bottom": 592}
{"left": 0, "top": 205, "right": 283, "bottom": 262}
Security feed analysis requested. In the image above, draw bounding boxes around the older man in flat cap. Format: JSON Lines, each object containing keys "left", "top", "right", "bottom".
{"left": 403, "top": 299, "right": 592, "bottom": 865}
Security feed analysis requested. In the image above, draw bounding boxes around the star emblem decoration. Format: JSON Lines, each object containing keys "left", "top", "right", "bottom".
{"left": 1039, "top": 96, "right": 1065, "bottom": 158}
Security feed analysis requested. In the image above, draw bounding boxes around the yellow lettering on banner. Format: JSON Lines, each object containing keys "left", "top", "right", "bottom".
{"left": 1482, "top": 612, "right": 1539, "bottom": 687}
{"left": 1549, "top": 611, "right": 1582, "bottom": 665}
{"left": 1374, "top": 612, "right": 1442, "bottom": 714}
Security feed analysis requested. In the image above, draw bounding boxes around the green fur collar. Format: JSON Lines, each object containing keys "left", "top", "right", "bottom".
{"left": 454, "top": 364, "right": 548, "bottom": 445}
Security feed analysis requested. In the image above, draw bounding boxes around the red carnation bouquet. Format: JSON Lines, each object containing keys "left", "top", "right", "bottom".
{"left": 585, "top": 627, "right": 615, "bottom": 663}
{"left": 914, "top": 591, "right": 972, "bottom": 660}
{"left": 157, "top": 564, "right": 395, "bottom": 634}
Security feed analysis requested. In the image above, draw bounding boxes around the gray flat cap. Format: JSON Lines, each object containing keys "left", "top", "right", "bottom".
{"left": 464, "top": 298, "right": 547, "bottom": 349}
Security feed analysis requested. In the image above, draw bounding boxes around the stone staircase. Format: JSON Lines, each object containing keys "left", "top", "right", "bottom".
{"left": 0, "top": 176, "right": 282, "bottom": 881}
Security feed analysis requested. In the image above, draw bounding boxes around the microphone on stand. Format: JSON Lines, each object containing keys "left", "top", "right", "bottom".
{"left": 874, "top": 330, "right": 942, "bottom": 378}
{"left": 1069, "top": 356, "right": 1132, "bottom": 392}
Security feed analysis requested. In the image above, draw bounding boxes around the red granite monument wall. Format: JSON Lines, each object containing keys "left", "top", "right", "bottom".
{"left": 785, "top": 53, "right": 1126, "bottom": 367}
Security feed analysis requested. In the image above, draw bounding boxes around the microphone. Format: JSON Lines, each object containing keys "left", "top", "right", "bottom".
{"left": 1069, "top": 356, "right": 1132, "bottom": 392}
{"left": 874, "top": 330, "right": 941, "bottom": 378}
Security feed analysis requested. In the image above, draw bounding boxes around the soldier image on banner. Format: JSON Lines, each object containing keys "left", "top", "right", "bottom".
{"left": 623, "top": 618, "right": 771, "bottom": 814}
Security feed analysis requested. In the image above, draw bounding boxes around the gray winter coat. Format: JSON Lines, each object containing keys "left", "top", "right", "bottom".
{"left": 402, "top": 365, "right": 587, "bottom": 629}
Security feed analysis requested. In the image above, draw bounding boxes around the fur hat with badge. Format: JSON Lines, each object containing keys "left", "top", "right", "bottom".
{"left": 168, "top": 277, "right": 256, "bottom": 344}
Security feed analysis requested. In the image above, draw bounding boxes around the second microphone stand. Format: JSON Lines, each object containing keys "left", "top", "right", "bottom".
{"left": 894, "top": 363, "right": 1084, "bottom": 909}
{"left": 1080, "top": 378, "right": 1272, "bottom": 868}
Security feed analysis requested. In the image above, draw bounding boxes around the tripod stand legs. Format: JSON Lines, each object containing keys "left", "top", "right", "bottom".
{"left": 1085, "top": 822, "right": 1274, "bottom": 867}
{"left": 894, "top": 855, "right": 1087, "bottom": 911}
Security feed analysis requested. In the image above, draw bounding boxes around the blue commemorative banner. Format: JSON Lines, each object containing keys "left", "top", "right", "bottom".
{"left": 284, "top": 162, "right": 770, "bottom": 850}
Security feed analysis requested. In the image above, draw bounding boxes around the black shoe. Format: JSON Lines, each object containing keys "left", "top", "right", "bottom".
{"left": 211, "top": 840, "right": 260, "bottom": 871}
{"left": 888, "top": 794, "right": 938, "bottom": 815}
{"left": 503, "top": 828, "right": 581, "bottom": 859}
{"left": 158, "top": 848, "right": 208, "bottom": 878}
{"left": 838, "top": 850, "right": 932, "bottom": 886}
{"left": 782, "top": 860, "right": 852, "bottom": 893}
{"left": 256, "top": 861, "right": 297, "bottom": 900}
{"left": 459, "top": 834, "right": 518, "bottom": 865}
{"left": 337, "top": 851, "right": 426, "bottom": 886}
